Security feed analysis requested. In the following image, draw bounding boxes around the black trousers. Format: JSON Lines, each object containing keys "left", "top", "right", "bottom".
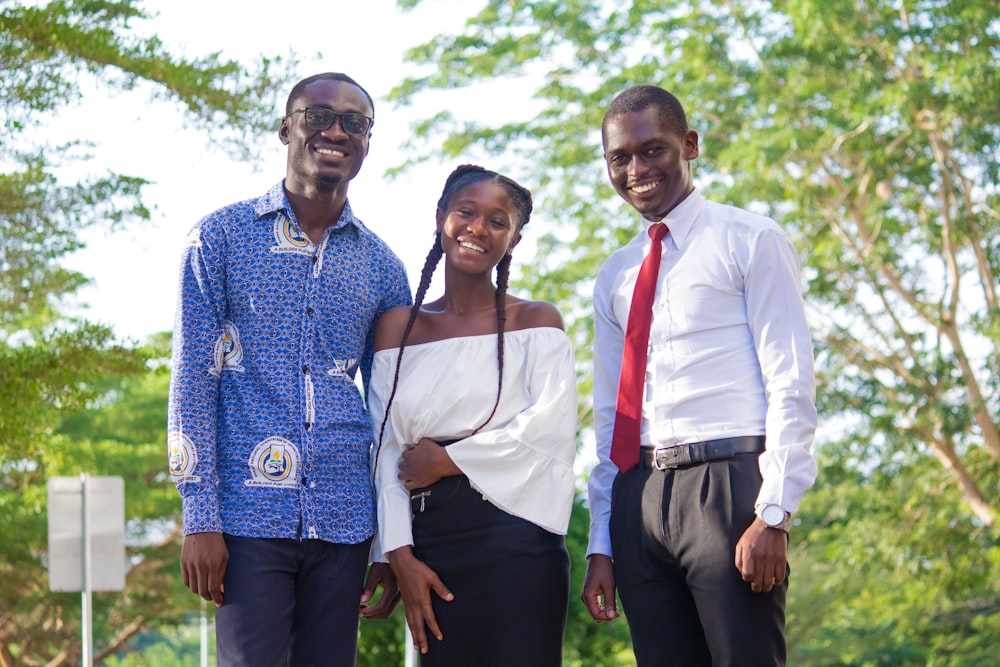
{"left": 411, "top": 475, "right": 570, "bottom": 667}
{"left": 610, "top": 453, "right": 787, "bottom": 667}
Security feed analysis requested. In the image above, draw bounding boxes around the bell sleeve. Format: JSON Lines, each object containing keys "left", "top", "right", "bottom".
{"left": 445, "top": 330, "right": 578, "bottom": 535}
{"left": 368, "top": 349, "right": 413, "bottom": 561}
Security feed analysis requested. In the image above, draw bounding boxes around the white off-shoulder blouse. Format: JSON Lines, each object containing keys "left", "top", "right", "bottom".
{"left": 368, "top": 327, "right": 578, "bottom": 560}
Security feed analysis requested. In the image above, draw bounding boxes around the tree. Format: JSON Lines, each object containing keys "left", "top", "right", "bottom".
{"left": 1, "top": 338, "right": 194, "bottom": 665}
{"left": 1, "top": 0, "right": 291, "bottom": 463}
{"left": 0, "top": 1, "right": 293, "bottom": 662}
{"left": 789, "top": 444, "right": 1000, "bottom": 665}
{"left": 389, "top": 0, "right": 1000, "bottom": 661}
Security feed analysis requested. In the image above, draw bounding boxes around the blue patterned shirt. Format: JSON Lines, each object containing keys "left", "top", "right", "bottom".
{"left": 168, "top": 182, "right": 411, "bottom": 543}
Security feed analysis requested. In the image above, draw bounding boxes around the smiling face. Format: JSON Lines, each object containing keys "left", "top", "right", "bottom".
{"left": 603, "top": 106, "right": 700, "bottom": 222}
{"left": 279, "top": 78, "right": 373, "bottom": 193}
{"left": 436, "top": 179, "right": 522, "bottom": 275}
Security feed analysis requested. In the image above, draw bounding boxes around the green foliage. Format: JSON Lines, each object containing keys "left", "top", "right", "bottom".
{"left": 392, "top": 0, "right": 1000, "bottom": 662}
{"left": 0, "top": 0, "right": 290, "bottom": 159}
{"left": 0, "top": 358, "right": 190, "bottom": 664}
{"left": 563, "top": 497, "right": 635, "bottom": 667}
{"left": 0, "top": 322, "right": 147, "bottom": 462}
{"left": 358, "top": 606, "right": 408, "bottom": 667}
{"left": 103, "top": 620, "right": 210, "bottom": 666}
{"left": 789, "top": 447, "right": 1000, "bottom": 665}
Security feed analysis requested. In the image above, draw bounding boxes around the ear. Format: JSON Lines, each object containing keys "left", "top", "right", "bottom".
{"left": 278, "top": 119, "right": 290, "bottom": 146}
{"left": 435, "top": 208, "right": 446, "bottom": 233}
{"left": 684, "top": 130, "right": 700, "bottom": 160}
{"left": 507, "top": 232, "right": 522, "bottom": 255}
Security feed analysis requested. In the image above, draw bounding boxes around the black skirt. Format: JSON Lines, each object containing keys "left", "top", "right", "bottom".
{"left": 410, "top": 474, "right": 570, "bottom": 667}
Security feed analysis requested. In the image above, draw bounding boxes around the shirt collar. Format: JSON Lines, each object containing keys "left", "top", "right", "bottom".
{"left": 256, "top": 181, "right": 360, "bottom": 232}
{"left": 641, "top": 188, "right": 705, "bottom": 249}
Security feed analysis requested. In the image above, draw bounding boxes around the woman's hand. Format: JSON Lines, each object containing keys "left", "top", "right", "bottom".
{"left": 398, "top": 438, "right": 461, "bottom": 490}
{"left": 388, "top": 546, "right": 455, "bottom": 654}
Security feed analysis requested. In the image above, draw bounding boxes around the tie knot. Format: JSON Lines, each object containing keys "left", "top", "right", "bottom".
{"left": 648, "top": 222, "right": 668, "bottom": 243}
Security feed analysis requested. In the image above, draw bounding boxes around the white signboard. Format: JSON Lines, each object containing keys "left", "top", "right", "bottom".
{"left": 47, "top": 475, "right": 126, "bottom": 592}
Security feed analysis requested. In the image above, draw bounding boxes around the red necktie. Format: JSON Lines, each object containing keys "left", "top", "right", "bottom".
{"left": 610, "top": 223, "right": 668, "bottom": 472}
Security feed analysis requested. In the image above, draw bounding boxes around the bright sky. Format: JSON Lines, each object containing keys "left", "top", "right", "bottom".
{"left": 64, "top": 0, "right": 495, "bottom": 342}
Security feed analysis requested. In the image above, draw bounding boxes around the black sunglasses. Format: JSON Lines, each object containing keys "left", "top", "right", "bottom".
{"left": 284, "top": 107, "right": 373, "bottom": 137}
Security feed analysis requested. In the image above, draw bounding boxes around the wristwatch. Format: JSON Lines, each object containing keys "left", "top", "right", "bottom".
{"left": 757, "top": 504, "right": 792, "bottom": 532}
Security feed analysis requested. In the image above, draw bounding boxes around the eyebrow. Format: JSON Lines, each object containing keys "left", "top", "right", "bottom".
{"left": 451, "top": 198, "right": 512, "bottom": 216}
{"left": 303, "top": 104, "right": 368, "bottom": 114}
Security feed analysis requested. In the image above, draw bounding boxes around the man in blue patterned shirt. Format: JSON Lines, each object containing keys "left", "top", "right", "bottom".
{"left": 168, "top": 72, "right": 411, "bottom": 666}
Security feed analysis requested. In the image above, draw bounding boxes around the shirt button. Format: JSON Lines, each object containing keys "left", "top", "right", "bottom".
{"left": 303, "top": 365, "right": 309, "bottom": 374}
{"left": 306, "top": 307, "right": 314, "bottom": 316}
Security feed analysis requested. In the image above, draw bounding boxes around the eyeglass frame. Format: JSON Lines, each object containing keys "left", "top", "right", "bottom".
{"left": 283, "top": 107, "right": 374, "bottom": 137}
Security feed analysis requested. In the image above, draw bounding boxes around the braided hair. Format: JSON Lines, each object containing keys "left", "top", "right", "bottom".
{"left": 376, "top": 164, "right": 533, "bottom": 454}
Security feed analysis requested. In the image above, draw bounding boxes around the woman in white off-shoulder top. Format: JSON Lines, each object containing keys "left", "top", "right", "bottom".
{"left": 366, "top": 165, "right": 578, "bottom": 666}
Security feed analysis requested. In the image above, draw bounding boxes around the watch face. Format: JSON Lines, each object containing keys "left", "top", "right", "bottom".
{"left": 762, "top": 505, "right": 785, "bottom": 526}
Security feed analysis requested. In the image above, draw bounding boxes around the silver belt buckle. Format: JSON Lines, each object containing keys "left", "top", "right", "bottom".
{"left": 653, "top": 446, "right": 673, "bottom": 471}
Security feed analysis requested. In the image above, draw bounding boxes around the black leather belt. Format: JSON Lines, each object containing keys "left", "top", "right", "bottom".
{"left": 639, "top": 436, "right": 765, "bottom": 470}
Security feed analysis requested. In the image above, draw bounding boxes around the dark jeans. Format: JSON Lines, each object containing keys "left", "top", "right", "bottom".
{"left": 214, "top": 534, "right": 371, "bottom": 667}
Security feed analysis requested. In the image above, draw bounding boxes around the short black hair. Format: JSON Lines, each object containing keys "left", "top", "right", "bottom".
{"left": 285, "top": 72, "right": 374, "bottom": 117}
{"left": 602, "top": 85, "right": 688, "bottom": 138}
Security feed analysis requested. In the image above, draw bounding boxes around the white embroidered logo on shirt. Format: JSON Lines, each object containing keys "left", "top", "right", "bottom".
{"left": 210, "top": 321, "right": 245, "bottom": 377}
{"left": 246, "top": 437, "right": 301, "bottom": 488}
{"left": 270, "top": 214, "right": 313, "bottom": 255}
{"left": 168, "top": 432, "right": 200, "bottom": 482}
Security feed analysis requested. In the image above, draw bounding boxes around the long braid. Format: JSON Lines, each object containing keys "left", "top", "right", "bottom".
{"left": 472, "top": 252, "right": 512, "bottom": 434}
{"left": 374, "top": 234, "right": 443, "bottom": 471}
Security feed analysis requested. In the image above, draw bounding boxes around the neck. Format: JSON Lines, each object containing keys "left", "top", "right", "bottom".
{"left": 441, "top": 268, "right": 498, "bottom": 315}
{"left": 284, "top": 185, "right": 348, "bottom": 245}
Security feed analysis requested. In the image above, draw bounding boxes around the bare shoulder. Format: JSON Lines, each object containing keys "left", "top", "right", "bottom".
{"left": 374, "top": 305, "right": 415, "bottom": 351}
{"left": 505, "top": 297, "right": 566, "bottom": 332}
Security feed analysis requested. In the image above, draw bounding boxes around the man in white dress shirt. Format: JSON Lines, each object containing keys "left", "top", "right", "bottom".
{"left": 581, "top": 84, "right": 818, "bottom": 666}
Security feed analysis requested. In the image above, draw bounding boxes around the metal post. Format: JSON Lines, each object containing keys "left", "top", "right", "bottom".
{"left": 80, "top": 473, "right": 94, "bottom": 667}
{"left": 404, "top": 625, "right": 417, "bottom": 667}
{"left": 201, "top": 598, "right": 209, "bottom": 667}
